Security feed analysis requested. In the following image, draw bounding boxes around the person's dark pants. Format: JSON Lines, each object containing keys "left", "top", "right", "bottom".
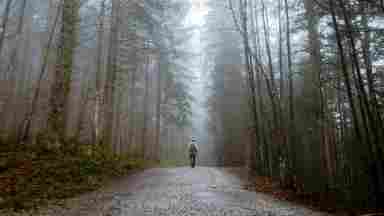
{"left": 190, "top": 154, "right": 196, "bottom": 168}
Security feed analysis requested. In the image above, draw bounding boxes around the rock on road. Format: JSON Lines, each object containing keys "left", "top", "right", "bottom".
{"left": 15, "top": 167, "right": 330, "bottom": 216}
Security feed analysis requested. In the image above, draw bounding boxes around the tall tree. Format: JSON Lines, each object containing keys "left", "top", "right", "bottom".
{"left": 301, "top": 0, "right": 324, "bottom": 192}
{"left": 94, "top": 0, "right": 106, "bottom": 145}
{"left": 47, "top": 0, "right": 80, "bottom": 145}
{"left": 0, "top": 0, "right": 13, "bottom": 59}
{"left": 102, "top": 0, "right": 120, "bottom": 147}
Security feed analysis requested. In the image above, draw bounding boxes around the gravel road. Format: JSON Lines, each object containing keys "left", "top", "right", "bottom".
{"left": 2, "top": 167, "right": 330, "bottom": 216}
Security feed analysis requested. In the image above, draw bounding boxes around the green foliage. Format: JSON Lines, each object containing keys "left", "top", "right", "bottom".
{"left": 370, "top": 30, "right": 384, "bottom": 62}
{"left": 174, "top": 83, "right": 193, "bottom": 128}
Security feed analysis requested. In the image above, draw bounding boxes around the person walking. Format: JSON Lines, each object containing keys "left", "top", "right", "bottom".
{"left": 188, "top": 138, "right": 198, "bottom": 168}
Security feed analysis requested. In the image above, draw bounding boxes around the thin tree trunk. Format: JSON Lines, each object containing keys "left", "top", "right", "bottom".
{"left": 278, "top": 0, "right": 284, "bottom": 101}
{"left": 47, "top": 0, "right": 80, "bottom": 145}
{"left": 19, "top": 0, "right": 62, "bottom": 143}
{"left": 94, "top": 0, "right": 106, "bottom": 146}
{"left": 360, "top": 2, "right": 384, "bottom": 145}
{"left": 249, "top": 0, "right": 265, "bottom": 172}
{"left": 103, "top": 0, "right": 120, "bottom": 147}
{"left": 141, "top": 49, "right": 150, "bottom": 159}
{"left": 0, "top": 0, "right": 13, "bottom": 58}
{"left": 75, "top": 80, "right": 91, "bottom": 140}
{"left": 303, "top": 0, "right": 324, "bottom": 192}
{"left": 114, "top": 90, "right": 123, "bottom": 155}
{"left": 155, "top": 55, "right": 162, "bottom": 162}
{"left": 284, "top": 0, "right": 295, "bottom": 176}
{"left": 237, "top": 0, "right": 260, "bottom": 171}
{"left": 0, "top": 0, "right": 28, "bottom": 134}
{"left": 128, "top": 62, "right": 138, "bottom": 151}
{"left": 261, "top": 0, "right": 279, "bottom": 132}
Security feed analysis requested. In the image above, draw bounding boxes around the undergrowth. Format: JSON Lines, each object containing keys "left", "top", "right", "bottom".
{"left": 247, "top": 175, "right": 384, "bottom": 215}
{"left": 0, "top": 141, "right": 150, "bottom": 211}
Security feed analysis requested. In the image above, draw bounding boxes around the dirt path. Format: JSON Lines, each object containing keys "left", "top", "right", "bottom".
{"left": 5, "top": 167, "right": 331, "bottom": 216}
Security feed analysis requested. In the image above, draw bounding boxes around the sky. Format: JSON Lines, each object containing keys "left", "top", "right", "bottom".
{"left": 187, "top": 0, "right": 209, "bottom": 27}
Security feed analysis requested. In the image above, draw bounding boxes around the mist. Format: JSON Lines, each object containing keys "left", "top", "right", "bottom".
{"left": 0, "top": 0, "right": 384, "bottom": 212}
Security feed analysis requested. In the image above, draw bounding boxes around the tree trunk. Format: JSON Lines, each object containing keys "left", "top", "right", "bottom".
{"left": 303, "top": 0, "right": 324, "bottom": 192}
{"left": 141, "top": 49, "right": 150, "bottom": 159}
{"left": 128, "top": 60, "right": 138, "bottom": 152}
{"left": 240, "top": 0, "right": 260, "bottom": 171}
{"left": 360, "top": 2, "right": 384, "bottom": 148}
{"left": 0, "top": 0, "right": 27, "bottom": 135}
{"left": 19, "top": 0, "right": 62, "bottom": 143}
{"left": 261, "top": 1, "right": 279, "bottom": 132}
{"left": 47, "top": 0, "right": 79, "bottom": 145}
{"left": 94, "top": 0, "right": 106, "bottom": 146}
{"left": 0, "top": 0, "right": 13, "bottom": 58}
{"left": 103, "top": 0, "right": 120, "bottom": 147}
{"left": 155, "top": 55, "right": 163, "bottom": 162}
{"left": 284, "top": 0, "right": 296, "bottom": 178}
{"left": 278, "top": 0, "right": 284, "bottom": 102}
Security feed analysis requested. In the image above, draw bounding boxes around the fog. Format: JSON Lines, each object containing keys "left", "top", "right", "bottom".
{"left": 0, "top": 0, "right": 383, "bottom": 208}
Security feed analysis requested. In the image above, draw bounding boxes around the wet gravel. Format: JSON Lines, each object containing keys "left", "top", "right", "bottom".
{"left": 1, "top": 167, "right": 330, "bottom": 216}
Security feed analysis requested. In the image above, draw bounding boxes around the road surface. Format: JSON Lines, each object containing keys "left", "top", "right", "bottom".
{"left": 21, "top": 167, "right": 330, "bottom": 216}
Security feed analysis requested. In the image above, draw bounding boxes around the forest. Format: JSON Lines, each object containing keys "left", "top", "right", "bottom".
{"left": 0, "top": 0, "right": 383, "bottom": 214}
{"left": 205, "top": 0, "right": 384, "bottom": 209}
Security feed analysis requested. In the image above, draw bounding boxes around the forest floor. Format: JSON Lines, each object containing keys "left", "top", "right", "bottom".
{"left": 0, "top": 144, "right": 152, "bottom": 214}
{"left": 1, "top": 166, "right": 337, "bottom": 216}
{"left": 244, "top": 173, "right": 384, "bottom": 216}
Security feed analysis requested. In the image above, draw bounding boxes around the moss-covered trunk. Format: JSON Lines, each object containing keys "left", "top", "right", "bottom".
{"left": 47, "top": 0, "right": 79, "bottom": 145}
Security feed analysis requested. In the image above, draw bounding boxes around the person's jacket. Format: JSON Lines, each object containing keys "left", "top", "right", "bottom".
{"left": 189, "top": 143, "right": 198, "bottom": 156}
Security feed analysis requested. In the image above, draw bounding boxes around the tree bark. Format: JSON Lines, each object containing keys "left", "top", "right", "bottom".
{"left": 284, "top": 0, "right": 296, "bottom": 177}
{"left": 0, "top": 0, "right": 27, "bottom": 134}
{"left": 47, "top": 0, "right": 79, "bottom": 145}
{"left": 155, "top": 55, "right": 163, "bottom": 162}
{"left": 19, "top": 0, "right": 62, "bottom": 143}
{"left": 303, "top": 0, "right": 324, "bottom": 192}
{"left": 0, "top": 0, "right": 13, "bottom": 59}
{"left": 103, "top": 0, "right": 120, "bottom": 147}
{"left": 94, "top": 0, "right": 106, "bottom": 146}
{"left": 141, "top": 49, "right": 150, "bottom": 159}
